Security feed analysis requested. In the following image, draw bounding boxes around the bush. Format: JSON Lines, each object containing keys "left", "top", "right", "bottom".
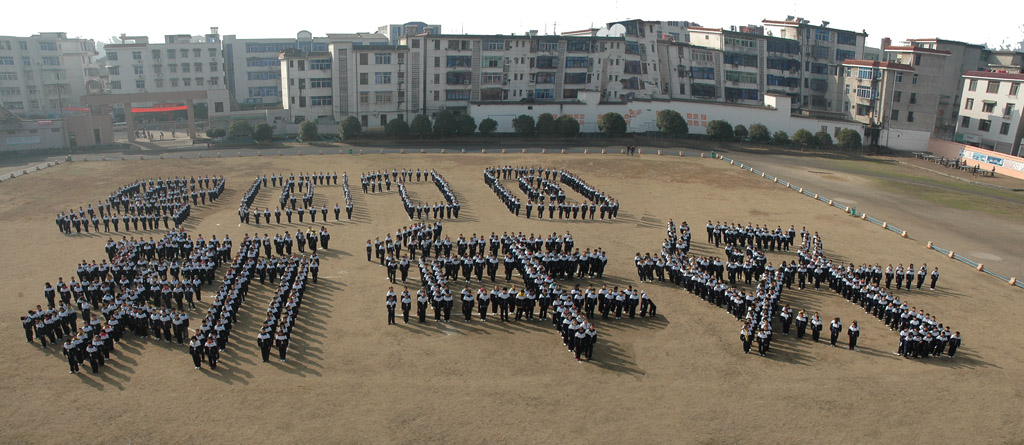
{"left": 410, "top": 114, "right": 432, "bottom": 138}
{"left": 749, "top": 124, "right": 770, "bottom": 143}
{"left": 772, "top": 131, "right": 790, "bottom": 145}
{"left": 536, "top": 113, "right": 556, "bottom": 136}
{"left": 555, "top": 115, "right": 580, "bottom": 137}
{"left": 706, "top": 120, "right": 734, "bottom": 141}
{"left": 792, "top": 129, "right": 814, "bottom": 147}
{"left": 733, "top": 124, "right": 748, "bottom": 139}
{"left": 598, "top": 112, "right": 627, "bottom": 137}
{"left": 385, "top": 118, "right": 410, "bottom": 138}
{"left": 512, "top": 114, "right": 536, "bottom": 137}
{"left": 338, "top": 116, "right": 361, "bottom": 140}
{"left": 454, "top": 114, "right": 476, "bottom": 136}
{"left": 837, "top": 128, "right": 862, "bottom": 150}
{"left": 253, "top": 123, "right": 273, "bottom": 142}
{"left": 432, "top": 110, "right": 456, "bottom": 137}
{"left": 228, "top": 120, "right": 252, "bottom": 138}
{"left": 299, "top": 120, "right": 319, "bottom": 143}
{"left": 205, "top": 128, "right": 226, "bottom": 138}
{"left": 656, "top": 110, "right": 688, "bottom": 137}
{"left": 478, "top": 118, "right": 498, "bottom": 136}
{"left": 814, "top": 130, "right": 833, "bottom": 148}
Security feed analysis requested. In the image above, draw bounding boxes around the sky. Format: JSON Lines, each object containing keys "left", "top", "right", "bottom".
{"left": 6, "top": 0, "right": 1023, "bottom": 50}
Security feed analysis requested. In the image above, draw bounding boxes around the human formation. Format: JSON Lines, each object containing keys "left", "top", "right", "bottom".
{"left": 56, "top": 176, "right": 224, "bottom": 234}
{"left": 239, "top": 172, "right": 351, "bottom": 225}
{"left": 361, "top": 168, "right": 461, "bottom": 220}
{"left": 483, "top": 166, "right": 619, "bottom": 220}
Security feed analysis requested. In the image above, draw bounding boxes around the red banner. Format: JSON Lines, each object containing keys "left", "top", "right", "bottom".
{"left": 130, "top": 105, "right": 188, "bottom": 113}
{"left": 64, "top": 106, "right": 90, "bottom": 112}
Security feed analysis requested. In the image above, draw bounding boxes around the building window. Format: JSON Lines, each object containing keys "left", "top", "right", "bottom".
{"left": 893, "top": 91, "right": 902, "bottom": 102}
{"left": 42, "top": 57, "right": 60, "bottom": 66}
{"left": 961, "top": 116, "right": 970, "bottom": 127}
{"left": 909, "top": 92, "right": 916, "bottom": 104}
{"left": 136, "top": 80, "right": 145, "bottom": 89}
{"left": 152, "top": 49, "right": 161, "bottom": 59}
{"left": 375, "top": 72, "right": 391, "bottom": 84}
{"left": 1011, "top": 82, "right": 1020, "bottom": 96}
{"left": 0, "top": 72, "right": 16, "bottom": 81}
{"left": 170, "top": 79, "right": 178, "bottom": 87}
{"left": 978, "top": 119, "right": 991, "bottom": 131}
{"left": 445, "top": 90, "right": 471, "bottom": 100}
{"left": 311, "top": 96, "right": 332, "bottom": 106}
{"left": 433, "top": 91, "right": 439, "bottom": 101}
{"left": 982, "top": 101, "right": 996, "bottom": 113}
{"left": 191, "top": 49, "right": 200, "bottom": 58}
{"left": 891, "top": 110, "right": 899, "bottom": 121}
{"left": 166, "top": 50, "right": 175, "bottom": 59}
{"left": 987, "top": 81, "right": 1000, "bottom": 93}
{"left": 107, "top": 52, "right": 118, "bottom": 61}
{"left": 907, "top": 111, "right": 914, "bottom": 122}
{"left": 310, "top": 78, "right": 331, "bottom": 88}
{"left": 375, "top": 53, "right": 391, "bottom": 64}
{"left": 108, "top": 66, "right": 120, "bottom": 75}
{"left": 912, "top": 74, "right": 918, "bottom": 85}
{"left": 182, "top": 63, "right": 190, "bottom": 73}
{"left": 913, "top": 54, "right": 922, "bottom": 66}
{"left": 895, "top": 72, "right": 903, "bottom": 82}
{"left": 411, "top": 39, "right": 419, "bottom": 49}
{"left": 374, "top": 91, "right": 392, "bottom": 103}
{"left": 968, "top": 79, "right": 977, "bottom": 91}
{"left": 814, "top": 29, "right": 830, "bottom": 42}
{"left": 210, "top": 62, "right": 217, "bottom": 72}
{"left": 1005, "top": 103, "right": 1015, "bottom": 116}
{"left": 155, "top": 79, "right": 163, "bottom": 88}
{"left": 196, "top": 77, "right": 204, "bottom": 86}
{"left": 965, "top": 98, "right": 974, "bottom": 110}
{"left": 133, "top": 65, "right": 144, "bottom": 75}
{"left": 183, "top": 78, "right": 191, "bottom": 86}
{"left": 169, "top": 65, "right": 177, "bottom": 73}
{"left": 359, "top": 73, "right": 368, "bottom": 85}
{"left": 132, "top": 51, "right": 142, "bottom": 60}
{"left": 248, "top": 86, "right": 279, "bottom": 97}
{"left": 359, "top": 92, "right": 369, "bottom": 104}
{"left": 180, "top": 49, "right": 188, "bottom": 58}
{"left": 310, "top": 59, "right": 331, "bottom": 70}
{"left": 691, "top": 67, "right": 715, "bottom": 80}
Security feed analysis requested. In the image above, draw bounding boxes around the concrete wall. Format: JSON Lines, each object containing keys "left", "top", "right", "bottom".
{"left": 879, "top": 127, "right": 933, "bottom": 152}
{"left": 66, "top": 114, "right": 113, "bottom": 146}
{"left": 928, "top": 138, "right": 1024, "bottom": 180}
{"left": 0, "top": 120, "right": 65, "bottom": 152}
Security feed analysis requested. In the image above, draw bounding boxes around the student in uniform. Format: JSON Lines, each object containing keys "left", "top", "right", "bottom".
{"left": 740, "top": 324, "right": 752, "bottom": 354}
{"left": 189, "top": 335, "right": 203, "bottom": 369}
{"left": 386, "top": 295, "right": 397, "bottom": 325}
{"left": 63, "top": 339, "right": 80, "bottom": 374}
{"left": 847, "top": 321, "right": 860, "bottom": 351}
{"left": 257, "top": 328, "right": 272, "bottom": 363}
{"left": 205, "top": 336, "right": 219, "bottom": 369}
{"left": 416, "top": 290, "right": 429, "bottom": 323}
{"left": 780, "top": 305, "right": 793, "bottom": 335}
{"left": 929, "top": 267, "right": 940, "bottom": 290}
{"left": 947, "top": 331, "right": 961, "bottom": 358}
{"left": 829, "top": 317, "right": 843, "bottom": 347}
{"left": 275, "top": 329, "right": 289, "bottom": 362}
{"left": 401, "top": 291, "right": 412, "bottom": 323}
{"left": 810, "top": 313, "right": 823, "bottom": 342}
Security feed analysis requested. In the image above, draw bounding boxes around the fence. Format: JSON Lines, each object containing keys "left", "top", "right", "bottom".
{"left": 712, "top": 153, "right": 1022, "bottom": 291}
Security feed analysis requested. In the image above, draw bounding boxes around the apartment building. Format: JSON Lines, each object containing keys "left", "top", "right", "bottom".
{"left": 685, "top": 27, "right": 802, "bottom": 108}
{"left": 955, "top": 71, "right": 1024, "bottom": 155}
{"left": 904, "top": 38, "right": 988, "bottom": 136}
{"left": 0, "top": 32, "right": 101, "bottom": 118}
{"left": 378, "top": 22, "right": 441, "bottom": 45}
{"left": 103, "top": 29, "right": 226, "bottom": 112}
{"left": 882, "top": 46, "right": 949, "bottom": 136}
{"left": 762, "top": 17, "right": 867, "bottom": 114}
{"left": 657, "top": 41, "right": 724, "bottom": 102}
{"left": 222, "top": 31, "right": 330, "bottom": 107}
{"left": 838, "top": 59, "right": 920, "bottom": 147}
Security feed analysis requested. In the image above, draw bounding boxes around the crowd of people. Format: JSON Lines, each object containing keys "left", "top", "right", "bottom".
{"left": 238, "top": 172, "right": 351, "bottom": 226}
{"left": 56, "top": 176, "right": 224, "bottom": 234}
{"left": 361, "top": 168, "right": 461, "bottom": 220}
{"left": 255, "top": 253, "right": 313, "bottom": 363}
{"left": 483, "top": 166, "right": 620, "bottom": 220}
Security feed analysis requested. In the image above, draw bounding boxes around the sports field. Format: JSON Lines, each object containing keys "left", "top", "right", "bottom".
{"left": 1, "top": 151, "right": 1021, "bottom": 443}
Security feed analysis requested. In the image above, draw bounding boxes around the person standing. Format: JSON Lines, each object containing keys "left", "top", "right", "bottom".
{"left": 780, "top": 305, "right": 793, "bottom": 335}
{"left": 386, "top": 295, "right": 397, "bottom": 325}
{"left": 257, "top": 328, "right": 272, "bottom": 363}
{"left": 275, "top": 329, "right": 289, "bottom": 362}
{"left": 847, "top": 321, "right": 860, "bottom": 351}
{"left": 63, "top": 339, "right": 80, "bottom": 374}
{"left": 205, "top": 336, "right": 219, "bottom": 369}
{"left": 189, "top": 335, "right": 203, "bottom": 369}
{"left": 401, "top": 292, "right": 412, "bottom": 324}
{"left": 948, "top": 331, "right": 961, "bottom": 358}
{"left": 741, "top": 323, "right": 753, "bottom": 354}
{"left": 810, "top": 313, "right": 823, "bottom": 342}
{"left": 795, "top": 310, "right": 808, "bottom": 339}
{"left": 929, "top": 267, "right": 940, "bottom": 290}
{"left": 416, "top": 290, "right": 429, "bottom": 323}
{"left": 829, "top": 317, "right": 843, "bottom": 347}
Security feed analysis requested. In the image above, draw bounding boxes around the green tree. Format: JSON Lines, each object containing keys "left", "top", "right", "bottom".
{"left": 299, "top": 120, "right": 319, "bottom": 143}
{"left": 706, "top": 120, "right": 734, "bottom": 141}
{"left": 598, "top": 112, "right": 627, "bottom": 137}
{"left": 512, "top": 114, "right": 536, "bottom": 137}
{"left": 656, "top": 109, "right": 688, "bottom": 137}
{"left": 555, "top": 114, "right": 580, "bottom": 137}
{"left": 253, "top": 123, "right": 273, "bottom": 142}
{"left": 338, "top": 116, "right": 362, "bottom": 140}
{"left": 385, "top": 118, "right": 410, "bottom": 138}
{"left": 228, "top": 120, "right": 252, "bottom": 138}
{"left": 205, "top": 127, "right": 226, "bottom": 138}
{"left": 733, "top": 124, "right": 749, "bottom": 140}
{"left": 772, "top": 130, "right": 790, "bottom": 145}
{"left": 749, "top": 123, "right": 770, "bottom": 143}
{"left": 814, "top": 130, "right": 833, "bottom": 148}
{"left": 837, "top": 128, "right": 862, "bottom": 150}
{"left": 454, "top": 114, "right": 477, "bottom": 136}
{"left": 432, "top": 110, "right": 456, "bottom": 137}
{"left": 410, "top": 114, "right": 433, "bottom": 138}
{"left": 536, "top": 113, "right": 556, "bottom": 136}
{"left": 792, "top": 129, "right": 814, "bottom": 147}
{"left": 478, "top": 118, "right": 498, "bottom": 136}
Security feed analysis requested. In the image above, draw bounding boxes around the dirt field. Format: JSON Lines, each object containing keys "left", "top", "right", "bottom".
{"left": 1, "top": 152, "right": 1021, "bottom": 444}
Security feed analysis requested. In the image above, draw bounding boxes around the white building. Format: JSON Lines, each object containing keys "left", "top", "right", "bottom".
{"left": 222, "top": 31, "right": 330, "bottom": 108}
{"left": 955, "top": 71, "right": 1024, "bottom": 156}
{"left": 378, "top": 22, "right": 441, "bottom": 45}
{"left": 0, "top": 32, "right": 101, "bottom": 118}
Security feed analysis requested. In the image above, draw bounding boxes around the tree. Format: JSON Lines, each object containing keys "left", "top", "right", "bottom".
{"left": 410, "top": 114, "right": 433, "bottom": 138}
{"left": 385, "top": 118, "right": 410, "bottom": 138}
{"left": 837, "top": 128, "right": 862, "bottom": 150}
{"left": 706, "top": 120, "right": 734, "bottom": 141}
{"left": 772, "top": 131, "right": 790, "bottom": 145}
{"left": 749, "top": 123, "right": 770, "bottom": 143}
{"left": 454, "top": 114, "right": 477, "bottom": 136}
{"left": 536, "top": 113, "right": 556, "bottom": 136}
{"left": 299, "top": 120, "right": 319, "bottom": 143}
{"left": 656, "top": 109, "right": 688, "bottom": 137}
{"left": 814, "top": 130, "right": 833, "bottom": 148}
{"left": 338, "top": 116, "right": 361, "bottom": 140}
{"left": 432, "top": 110, "right": 456, "bottom": 137}
{"left": 253, "top": 123, "right": 273, "bottom": 142}
{"left": 228, "top": 120, "right": 252, "bottom": 138}
{"left": 555, "top": 114, "right": 580, "bottom": 137}
{"left": 733, "top": 124, "right": 748, "bottom": 140}
{"left": 512, "top": 114, "right": 535, "bottom": 137}
{"left": 478, "top": 118, "right": 498, "bottom": 136}
{"left": 792, "top": 129, "right": 814, "bottom": 147}
{"left": 598, "top": 112, "right": 627, "bottom": 137}
{"left": 205, "top": 127, "right": 226, "bottom": 138}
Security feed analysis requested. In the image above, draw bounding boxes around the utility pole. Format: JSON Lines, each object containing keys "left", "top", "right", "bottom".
{"left": 56, "top": 85, "right": 69, "bottom": 152}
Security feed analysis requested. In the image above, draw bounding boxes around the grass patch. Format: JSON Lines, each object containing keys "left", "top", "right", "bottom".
{"left": 821, "top": 159, "right": 1024, "bottom": 203}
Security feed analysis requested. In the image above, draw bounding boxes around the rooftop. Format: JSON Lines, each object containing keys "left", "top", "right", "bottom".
{"left": 884, "top": 46, "right": 952, "bottom": 55}
{"left": 963, "top": 70, "right": 1024, "bottom": 81}
{"left": 842, "top": 59, "right": 916, "bottom": 71}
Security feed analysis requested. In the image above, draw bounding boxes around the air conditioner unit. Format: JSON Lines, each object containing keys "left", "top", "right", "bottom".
{"left": 463, "top": 80, "right": 470, "bottom": 85}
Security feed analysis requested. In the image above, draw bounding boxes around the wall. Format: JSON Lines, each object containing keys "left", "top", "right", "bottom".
{"left": 0, "top": 120, "right": 65, "bottom": 152}
{"left": 879, "top": 127, "right": 933, "bottom": 151}
{"left": 928, "top": 138, "right": 1024, "bottom": 180}
{"left": 66, "top": 114, "right": 113, "bottom": 146}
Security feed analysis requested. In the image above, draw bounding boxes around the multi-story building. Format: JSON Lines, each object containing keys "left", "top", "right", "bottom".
{"left": 0, "top": 32, "right": 101, "bottom": 118}
{"left": 222, "top": 31, "right": 330, "bottom": 108}
{"left": 685, "top": 27, "right": 802, "bottom": 108}
{"left": 657, "top": 41, "right": 723, "bottom": 102}
{"left": 955, "top": 71, "right": 1024, "bottom": 155}
{"left": 103, "top": 29, "right": 226, "bottom": 115}
{"left": 904, "top": 38, "right": 988, "bottom": 136}
{"left": 985, "top": 50, "right": 1024, "bottom": 73}
{"left": 378, "top": 22, "right": 441, "bottom": 45}
{"left": 881, "top": 46, "right": 949, "bottom": 140}
{"left": 838, "top": 59, "right": 919, "bottom": 147}
{"left": 762, "top": 17, "right": 867, "bottom": 114}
